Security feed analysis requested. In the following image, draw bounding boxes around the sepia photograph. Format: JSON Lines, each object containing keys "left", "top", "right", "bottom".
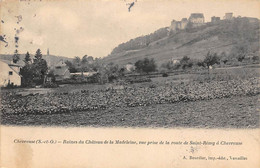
{"left": 0, "top": 0, "right": 259, "bottom": 128}
{"left": 0, "top": 0, "right": 259, "bottom": 167}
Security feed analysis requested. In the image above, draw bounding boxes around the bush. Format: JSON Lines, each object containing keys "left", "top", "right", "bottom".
{"left": 58, "top": 76, "right": 88, "bottom": 84}
{"left": 135, "top": 58, "right": 157, "bottom": 73}
{"left": 252, "top": 55, "right": 259, "bottom": 63}
{"left": 162, "top": 73, "right": 168, "bottom": 77}
{"left": 124, "top": 76, "right": 152, "bottom": 84}
{"left": 204, "top": 52, "right": 220, "bottom": 68}
{"left": 2, "top": 83, "right": 19, "bottom": 89}
{"left": 149, "top": 83, "right": 157, "bottom": 88}
{"left": 42, "top": 82, "right": 59, "bottom": 88}
{"left": 86, "top": 73, "right": 100, "bottom": 83}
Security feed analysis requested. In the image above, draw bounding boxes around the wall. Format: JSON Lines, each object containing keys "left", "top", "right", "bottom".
{"left": 0, "top": 61, "right": 21, "bottom": 87}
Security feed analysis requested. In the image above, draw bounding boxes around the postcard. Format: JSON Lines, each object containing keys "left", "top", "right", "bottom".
{"left": 0, "top": 0, "right": 259, "bottom": 167}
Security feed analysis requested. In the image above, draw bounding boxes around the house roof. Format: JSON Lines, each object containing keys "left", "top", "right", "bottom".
{"left": 0, "top": 59, "right": 23, "bottom": 67}
{"left": 0, "top": 59, "right": 21, "bottom": 76}
{"left": 53, "top": 66, "right": 69, "bottom": 76}
{"left": 55, "top": 59, "right": 67, "bottom": 67}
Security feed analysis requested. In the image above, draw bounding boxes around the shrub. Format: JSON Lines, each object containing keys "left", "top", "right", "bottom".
{"left": 252, "top": 55, "right": 259, "bottom": 62}
{"left": 42, "top": 82, "right": 59, "bottom": 88}
{"left": 124, "top": 76, "right": 152, "bottom": 84}
{"left": 162, "top": 73, "right": 168, "bottom": 77}
{"left": 135, "top": 58, "right": 157, "bottom": 73}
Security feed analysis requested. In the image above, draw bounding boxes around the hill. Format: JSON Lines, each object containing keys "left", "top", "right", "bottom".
{"left": 0, "top": 54, "right": 73, "bottom": 67}
{"left": 103, "top": 17, "right": 260, "bottom": 65}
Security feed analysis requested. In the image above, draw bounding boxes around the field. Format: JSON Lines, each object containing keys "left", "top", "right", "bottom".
{"left": 1, "top": 95, "right": 259, "bottom": 128}
{"left": 1, "top": 66, "right": 259, "bottom": 128}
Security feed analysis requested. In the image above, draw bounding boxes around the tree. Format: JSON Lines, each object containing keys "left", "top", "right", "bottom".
{"left": 65, "top": 60, "right": 77, "bottom": 73}
{"left": 203, "top": 51, "right": 220, "bottom": 68}
{"left": 105, "top": 62, "right": 121, "bottom": 82}
{"left": 73, "top": 56, "right": 90, "bottom": 76}
{"left": 91, "top": 58, "right": 103, "bottom": 71}
{"left": 252, "top": 55, "right": 259, "bottom": 62}
{"left": 20, "top": 49, "right": 48, "bottom": 86}
{"left": 231, "top": 43, "right": 249, "bottom": 62}
{"left": 20, "top": 63, "right": 34, "bottom": 87}
{"left": 13, "top": 49, "right": 20, "bottom": 63}
{"left": 135, "top": 58, "right": 157, "bottom": 73}
{"left": 180, "top": 56, "right": 193, "bottom": 69}
{"left": 220, "top": 51, "right": 228, "bottom": 64}
{"left": 34, "top": 49, "right": 43, "bottom": 61}
{"left": 33, "top": 49, "right": 48, "bottom": 84}
{"left": 24, "top": 52, "right": 31, "bottom": 64}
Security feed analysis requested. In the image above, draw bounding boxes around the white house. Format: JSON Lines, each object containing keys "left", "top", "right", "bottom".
{"left": 0, "top": 59, "right": 22, "bottom": 87}
{"left": 124, "top": 63, "right": 135, "bottom": 72}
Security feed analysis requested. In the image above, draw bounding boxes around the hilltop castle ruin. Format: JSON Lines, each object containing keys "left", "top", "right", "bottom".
{"left": 170, "top": 13, "right": 205, "bottom": 32}
{"left": 169, "top": 12, "right": 234, "bottom": 32}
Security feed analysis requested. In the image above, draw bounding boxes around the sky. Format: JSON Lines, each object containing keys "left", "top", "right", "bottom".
{"left": 0, "top": 0, "right": 259, "bottom": 58}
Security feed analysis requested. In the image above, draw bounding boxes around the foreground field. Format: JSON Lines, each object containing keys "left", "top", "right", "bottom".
{"left": 1, "top": 95, "right": 259, "bottom": 128}
{"left": 1, "top": 67, "right": 259, "bottom": 128}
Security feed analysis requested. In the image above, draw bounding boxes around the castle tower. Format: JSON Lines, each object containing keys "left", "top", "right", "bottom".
{"left": 170, "top": 19, "right": 177, "bottom": 32}
{"left": 224, "top": 13, "right": 233, "bottom": 20}
{"left": 181, "top": 18, "right": 188, "bottom": 29}
{"left": 188, "top": 13, "right": 205, "bottom": 27}
{"left": 211, "top": 16, "right": 220, "bottom": 23}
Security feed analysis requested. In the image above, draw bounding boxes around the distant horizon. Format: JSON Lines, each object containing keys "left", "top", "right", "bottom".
{"left": 1, "top": 0, "right": 259, "bottom": 58}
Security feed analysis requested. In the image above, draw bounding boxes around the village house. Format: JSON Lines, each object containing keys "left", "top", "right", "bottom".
{"left": 124, "top": 63, "right": 135, "bottom": 72}
{"left": 52, "top": 60, "right": 70, "bottom": 81}
{"left": 171, "top": 58, "right": 180, "bottom": 64}
{"left": 0, "top": 59, "right": 22, "bottom": 87}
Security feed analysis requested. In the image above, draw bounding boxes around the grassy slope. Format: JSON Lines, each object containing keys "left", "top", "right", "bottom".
{"left": 103, "top": 19, "right": 259, "bottom": 65}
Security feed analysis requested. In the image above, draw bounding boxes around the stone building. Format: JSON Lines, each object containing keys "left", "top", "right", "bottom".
{"left": 188, "top": 13, "right": 205, "bottom": 27}
{"left": 169, "top": 13, "right": 205, "bottom": 32}
{"left": 211, "top": 16, "right": 220, "bottom": 23}
{"left": 181, "top": 18, "right": 188, "bottom": 29}
{"left": 170, "top": 18, "right": 188, "bottom": 32}
{"left": 224, "top": 13, "right": 233, "bottom": 20}
{"left": 169, "top": 20, "right": 178, "bottom": 32}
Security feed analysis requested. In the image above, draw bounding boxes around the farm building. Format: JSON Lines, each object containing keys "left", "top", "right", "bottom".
{"left": 0, "top": 59, "right": 22, "bottom": 87}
